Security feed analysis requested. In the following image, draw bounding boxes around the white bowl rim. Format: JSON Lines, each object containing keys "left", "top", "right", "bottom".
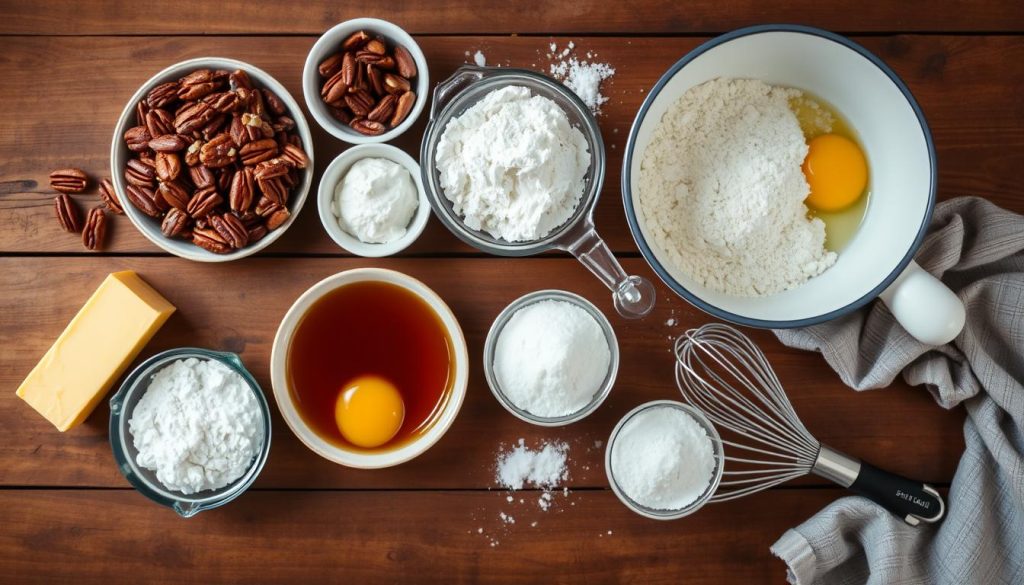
{"left": 269, "top": 267, "right": 469, "bottom": 469}
{"left": 316, "top": 144, "right": 430, "bottom": 257}
{"left": 110, "top": 56, "right": 315, "bottom": 262}
{"left": 620, "top": 24, "right": 937, "bottom": 329}
{"left": 302, "top": 17, "right": 429, "bottom": 144}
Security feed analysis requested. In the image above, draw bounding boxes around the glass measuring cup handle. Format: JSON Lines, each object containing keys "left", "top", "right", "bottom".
{"left": 429, "top": 66, "right": 490, "bottom": 122}
{"left": 563, "top": 220, "right": 657, "bottom": 319}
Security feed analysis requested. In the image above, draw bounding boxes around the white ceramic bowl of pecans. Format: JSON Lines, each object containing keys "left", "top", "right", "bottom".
{"left": 110, "top": 57, "right": 315, "bottom": 262}
{"left": 302, "top": 18, "right": 429, "bottom": 144}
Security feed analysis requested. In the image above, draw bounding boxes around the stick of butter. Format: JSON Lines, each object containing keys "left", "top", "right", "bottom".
{"left": 16, "top": 271, "right": 175, "bottom": 431}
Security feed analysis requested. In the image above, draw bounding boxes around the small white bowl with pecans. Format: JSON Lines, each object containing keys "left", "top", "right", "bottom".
{"left": 303, "top": 18, "right": 428, "bottom": 144}
{"left": 111, "top": 57, "right": 315, "bottom": 262}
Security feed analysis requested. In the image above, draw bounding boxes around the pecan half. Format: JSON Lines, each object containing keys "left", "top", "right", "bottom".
{"left": 341, "top": 52, "right": 357, "bottom": 87}
{"left": 367, "top": 94, "right": 397, "bottom": 123}
{"left": 342, "top": 30, "right": 371, "bottom": 51}
{"left": 155, "top": 152, "right": 182, "bottom": 182}
{"left": 247, "top": 223, "right": 268, "bottom": 243}
{"left": 146, "top": 82, "right": 179, "bottom": 109}
{"left": 321, "top": 70, "right": 349, "bottom": 106}
{"left": 149, "top": 134, "right": 188, "bottom": 152}
{"left": 199, "top": 133, "right": 236, "bottom": 168}
{"left": 254, "top": 158, "right": 290, "bottom": 181}
{"left": 161, "top": 208, "right": 189, "bottom": 238}
{"left": 201, "top": 114, "right": 228, "bottom": 140}
{"left": 204, "top": 91, "right": 239, "bottom": 113}
{"left": 189, "top": 165, "right": 216, "bottom": 189}
{"left": 54, "top": 194, "right": 81, "bottom": 232}
{"left": 49, "top": 168, "right": 88, "bottom": 193}
{"left": 344, "top": 89, "right": 375, "bottom": 117}
{"left": 351, "top": 118, "right": 386, "bottom": 136}
{"left": 82, "top": 207, "right": 107, "bottom": 251}
{"left": 124, "top": 125, "right": 152, "bottom": 152}
{"left": 356, "top": 51, "right": 394, "bottom": 69}
{"left": 158, "top": 179, "right": 191, "bottom": 210}
{"left": 329, "top": 106, "right": 352, "bottom": 124}
{"left": 271, "top": 115, "right": 295, "bottom": 133}
{"left": 125, "top": 184, "right": 162, "bottom": 217}
{"left": 390, "top": 91, "right": 416, "bottom": 127}
{"left": 145, "top": 109, "right": 174, "bottom": 138}
{"left": 184, "top": 140, "right": 203, "bottom": 166}
{"left": 211, "top": 213, "right": 248, "bottom": 249}
{"left": 241, "top": 112, "right": 274, "bottom": 139}
{"left": 239, "top": 139, "right": 278, "bottom": 166}
{"left": 394, "top": 45, "right": 417, "bottom": 79}
{"left": 216, "top": 168, "right": 235, "bottom": 194}
{"left": 263, "top": 90, "right": 286, "bottom": 116}
{"left": 266, "top": 207, "right": 290, "bottom": 230}
{"left": 192, "top": 226, "right": 231, "bottom": 254}
{"left": 258, "top": 176, "right": 288, "bottom": 206}
{"left": 367, "top": 64, "right": 385, "bottom": 96}
{"left": 229, "top": 69, "right": 252, "bottom": 91}
{"left": 125, "top": 158, "right": 156, "bottom": 188}
{"left": 98, "top": 178, "right": 124, "bottom": 214}
{"left": 229, "top": 167, "right": 255, "bottom": 212}
{"left": 186, "top": 185, "right": 222, "bottom": 219}
{"left": 254, "top": 195, "right": 281, "bottom": 217}
{"left": 280, "top": 143, "right": 309, "bottom": 169}
{"left": 319, "top": 53, "right": 344, "bottom": 78}
{"left": 178, "top": 69, "right": 217, "bottom": 100}
{"left": 173, "top": 101, "right": 214, "bottom": 134}
{"left": 383, "top": 73, "right": 411, "bottom": 95}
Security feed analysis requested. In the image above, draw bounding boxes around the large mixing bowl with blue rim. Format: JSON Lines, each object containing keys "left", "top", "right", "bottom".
{"left": 622, "top": 25, "right": 964, "bottom": 345}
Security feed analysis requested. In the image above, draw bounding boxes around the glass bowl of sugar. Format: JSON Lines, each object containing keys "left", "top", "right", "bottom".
{"left": 605, "top": 400, "right": 725, "bottom": 520}
{"left": 483, "top": 289, "right": 619, "bottom": 426}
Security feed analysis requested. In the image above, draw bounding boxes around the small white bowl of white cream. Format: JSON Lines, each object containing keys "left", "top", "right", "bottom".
{"left": 317, "top": 144, "right": 430, "bottom": 257}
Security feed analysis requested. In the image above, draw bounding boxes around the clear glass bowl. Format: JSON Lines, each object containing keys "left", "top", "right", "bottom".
{"left": 483, "top": 290, "right": 619, "bottom": 426}
{"left": 420, "top": 66, "right": 656, "bottom": 319}
{"left": 605, "top": 400, "right": 725, "bottom": 520}
{"left": 108, "top": 348, "right": 272, "bottom": 518}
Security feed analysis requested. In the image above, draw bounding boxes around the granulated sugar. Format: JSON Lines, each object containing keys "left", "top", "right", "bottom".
{"left": 610, "top": 406, "right": 716, "bottom": 510}
{"left": 493, "top": 299, "right": 610, "bottom": 417}
{"left": 496, "top": 439, "right": 568, "bottom": 490}
{"left": 548, "top": 42, "right": 615, "bottom": 115}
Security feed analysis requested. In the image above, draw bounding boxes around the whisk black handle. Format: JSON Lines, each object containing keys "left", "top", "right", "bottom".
{"left": 849, "top": 462, "right": 945, "bottom": 526}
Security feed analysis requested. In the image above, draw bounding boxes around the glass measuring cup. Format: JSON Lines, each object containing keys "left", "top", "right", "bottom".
{"left": 420, "top": 66, "right": 656, "bottom": 319}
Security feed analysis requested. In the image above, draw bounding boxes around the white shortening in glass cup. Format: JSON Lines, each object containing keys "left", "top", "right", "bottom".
{"left": 623, "top": 26, "right": 965, "bottom": 343}
{"left": 420, "top": 66, "right": 656, "bottom": 319}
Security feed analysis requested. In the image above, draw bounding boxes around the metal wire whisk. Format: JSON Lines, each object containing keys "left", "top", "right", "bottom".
{"left": 675, "top": 323, "right": 945, "bottom": 526}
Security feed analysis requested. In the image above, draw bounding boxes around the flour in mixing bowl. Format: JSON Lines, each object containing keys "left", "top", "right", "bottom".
{"left": 638, "top": 78, "right": 836, "bottom": 296}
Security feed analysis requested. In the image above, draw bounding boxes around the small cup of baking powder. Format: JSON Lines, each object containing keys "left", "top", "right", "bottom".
{"left": 606, "top": 400, "right": 724, "bottom": 520}
{"left": 317, "top": 144, "right": 431, "bottom": 257}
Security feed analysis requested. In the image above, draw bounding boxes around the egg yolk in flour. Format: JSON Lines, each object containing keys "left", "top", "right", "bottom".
{"left": 802, "top": 134, "right": 868, "bottom": 212}
{"left": 334, "top": 375, "right": 406, "bottom": 448}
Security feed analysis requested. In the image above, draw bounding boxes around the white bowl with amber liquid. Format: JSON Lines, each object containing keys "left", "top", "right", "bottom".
{"left": 270, "top": 268, "right": 468, "bottom": 469}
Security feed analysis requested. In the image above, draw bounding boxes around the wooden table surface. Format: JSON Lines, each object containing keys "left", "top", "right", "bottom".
{"left": 2, "top": 2, "right": 1021, "bottom": 583}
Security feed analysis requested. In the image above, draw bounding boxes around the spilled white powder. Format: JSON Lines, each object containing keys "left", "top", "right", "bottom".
{"left": 496, "top": 439, "right": 569, "bottom": 490}
{"left": 129, "top": 358, "right": 263, "bottom": 495}
{"left": 493, "top": 299, "right": 611, "bottom": 417}
{"left": 436, "top": 85, "right": 590, "bottom": 242}
{"left": 548, "top": 43, "right": 615, "bottom": 114}
{"left": 610, "top": 406, "right": 715, "bottom": 510}
{"left": 638, "top": 78, "right": 836, "bottom": 296}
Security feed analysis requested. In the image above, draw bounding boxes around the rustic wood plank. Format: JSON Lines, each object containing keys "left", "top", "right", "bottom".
{"left": 1, "top": 35, "right": 1022, "bottom": 255}
{"left": 2, "top": 0, "right": 1022, "bottom": 34}
{"left": 1, "top": 488, "right": 847, "bottom": 584}
{"left": 0, "top": 257, "right": 965, "bottom": 488}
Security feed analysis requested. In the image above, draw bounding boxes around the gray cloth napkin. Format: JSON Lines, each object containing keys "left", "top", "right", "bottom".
{"left": 769, "top": 197, "right": 1024, "bottom": 585}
